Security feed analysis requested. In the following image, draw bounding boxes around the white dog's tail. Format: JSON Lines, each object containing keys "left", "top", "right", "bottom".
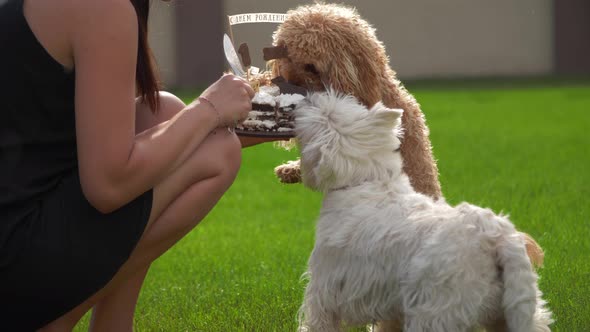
{"left": 497, "top": 225, "right": 551, "bottom": 332}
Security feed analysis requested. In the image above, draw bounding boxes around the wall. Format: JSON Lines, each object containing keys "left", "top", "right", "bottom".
{"left": 149, "top": 0, "right": 555, "bottom": 87}
{"left": 224, "top": 0, "right": 554, "bottom": 79}
{"left": 148, "top": 1, "right": 176, "bottom": 86}
{"left": 149, "top": 1, "right": 224, "bottom": 89}
{"left": 555, "top": 0, "right": 590, "bottom": 74}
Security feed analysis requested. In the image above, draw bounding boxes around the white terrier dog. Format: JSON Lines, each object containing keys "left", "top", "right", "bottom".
{"left": 294, "top": 91, "right": 553, "bottom": 332}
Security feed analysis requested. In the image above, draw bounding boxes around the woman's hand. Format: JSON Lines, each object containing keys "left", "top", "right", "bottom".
{"left": 198, "top": 74, "right": 255, "bottom": 127}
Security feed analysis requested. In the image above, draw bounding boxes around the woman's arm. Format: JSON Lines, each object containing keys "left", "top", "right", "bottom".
{"left": 71, "top": 0, "right": 251, "bottom": 213}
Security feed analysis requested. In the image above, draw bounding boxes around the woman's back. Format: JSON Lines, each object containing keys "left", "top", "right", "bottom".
{"left": 0, "top": 0, "right": 79, "bottom": 269}
{"left": 0, "top": 0, "right": 257, "bottom": 329}
{"left": 0, "top": 0, "right": 77, "bottom": 217}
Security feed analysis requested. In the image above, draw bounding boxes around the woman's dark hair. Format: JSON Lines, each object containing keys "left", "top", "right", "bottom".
{"left": 130, "top": 0, "right": 161, "bottom": 112}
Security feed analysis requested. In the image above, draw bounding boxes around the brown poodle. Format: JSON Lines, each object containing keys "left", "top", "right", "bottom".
{"left": 272, "top": 3, "right": 441, "bottom": 199}
{"left": 268, "top": 3, "right": 545, "bottom": 331}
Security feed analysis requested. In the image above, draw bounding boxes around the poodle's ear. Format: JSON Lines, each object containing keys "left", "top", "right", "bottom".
{"left": 324, "top": 53, "right": 383, "bottom": 107}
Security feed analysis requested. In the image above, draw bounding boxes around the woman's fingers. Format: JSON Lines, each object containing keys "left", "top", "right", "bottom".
{"left": 199, "top": 74, "right": 255, "bottom": 127}
{"left": 244, "top": 81, "right": 256, "bottom": 99}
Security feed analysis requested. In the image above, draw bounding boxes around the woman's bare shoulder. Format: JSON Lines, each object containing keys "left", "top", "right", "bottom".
{"left": 24, "top": 0, "right": 138, "bottom": 68}
{"left": 26, "top": 0, "right": 136, "bottom": 24}
{"left": 67, "top": 0, "right": 137, "bottom": 29}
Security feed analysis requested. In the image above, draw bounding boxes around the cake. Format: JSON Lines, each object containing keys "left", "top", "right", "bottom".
{"left": 236, "top": 82, "right": 306, "bottom": 135}
{"left": 230, "top": 42, "right": 306, "bottom": 135}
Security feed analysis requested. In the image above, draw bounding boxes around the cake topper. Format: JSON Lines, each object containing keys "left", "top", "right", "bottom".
{"left": 238, "top": 43, "right": 252, "bottom": 68}
{"left": 263, "top": 46, "right": 289, "bottom": 61}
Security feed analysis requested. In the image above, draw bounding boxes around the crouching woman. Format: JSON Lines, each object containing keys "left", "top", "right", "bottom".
{"left": 0, "top": 0, "right": 272, "bottom": 330}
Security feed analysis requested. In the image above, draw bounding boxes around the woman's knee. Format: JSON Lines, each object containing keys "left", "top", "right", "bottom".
{"left": 206, "top": 129, "right": 242, "bottom": 185}
{"left": 136, "top": 91, "right": 187, "bottom": 133}
{"left": 156, "top": 91, "right": 187, "bottom": 113}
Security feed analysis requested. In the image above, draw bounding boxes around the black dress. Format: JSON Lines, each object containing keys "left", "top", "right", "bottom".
{"left": 0, "top": 0, "right": 153, "bottom": 330}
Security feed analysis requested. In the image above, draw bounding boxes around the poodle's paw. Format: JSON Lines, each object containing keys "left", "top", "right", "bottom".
{"left": 274, "top": 159, "right": 302, "bottom": 184}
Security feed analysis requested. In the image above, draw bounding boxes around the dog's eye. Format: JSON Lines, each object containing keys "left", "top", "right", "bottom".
{"left": 304, "top": 64, "right": 319, "bottom": 75}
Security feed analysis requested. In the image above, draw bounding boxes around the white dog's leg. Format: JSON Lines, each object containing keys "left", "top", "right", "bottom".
{"left": 299, "top": 304, "right": 342, "bottom": 332}
{"left": 298, "top": 285, "right": 342, "bottom": 332}
{"left": 400, "top": 250, "right": 491, "bottom": 332}
{"left": 401, "top": 290, "right": 474, "bottom": 332}
{"left": 404, "top": 317, "right": 470, "bottom": 332}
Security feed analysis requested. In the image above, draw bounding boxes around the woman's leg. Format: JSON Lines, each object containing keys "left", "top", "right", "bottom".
{"left": 88, "top": 266, "right": 149, "bottom": 331}
{"left": 86, "top": 92, "right": 186, "bottom": 331}
{"left": 89, "top": 130, "right": 241, "bottom": 331}
{"left": 40, "top": 92, "right": 242, "bottom": 331}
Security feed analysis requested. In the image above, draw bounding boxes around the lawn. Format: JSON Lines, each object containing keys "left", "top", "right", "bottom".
{"left": 75, "top": 79, "right": 589, "bottom": 331}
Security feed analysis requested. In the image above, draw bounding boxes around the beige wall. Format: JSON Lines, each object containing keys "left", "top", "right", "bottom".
{"left": 226, "top": 0, "right": 554, "bottom": 79}
{"left": 148, "top": 1, "right": 177, "bottom": 86}
{"left": 149, "top": 0, "right": 554, "bottom": 87}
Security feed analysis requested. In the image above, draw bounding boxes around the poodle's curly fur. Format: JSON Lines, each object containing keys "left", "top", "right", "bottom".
{"left": 272, "top": 3, "right": 441, "bottom": 199}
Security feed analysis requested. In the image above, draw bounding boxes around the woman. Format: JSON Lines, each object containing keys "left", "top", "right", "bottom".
{"left": 0, "top": 0, "right": 275, "bottom": 330}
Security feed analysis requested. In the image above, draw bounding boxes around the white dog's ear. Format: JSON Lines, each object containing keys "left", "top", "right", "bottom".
{"left": 296, "top": 91, "right": 359, "bottom": 191}
{"left": 368, "top": 103, "right": 403, "bottom": 130}
{"left": 296, "top": 91, "right": 403, "bottom": 192}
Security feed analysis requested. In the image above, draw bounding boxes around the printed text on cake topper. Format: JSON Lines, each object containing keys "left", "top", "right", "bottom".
{"left": 228, "top": 13, "right": 288, "bottom": 25}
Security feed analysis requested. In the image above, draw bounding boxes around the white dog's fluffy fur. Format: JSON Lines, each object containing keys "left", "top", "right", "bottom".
{"left": 295, "top": 91, "right": 553, "bottom": 332}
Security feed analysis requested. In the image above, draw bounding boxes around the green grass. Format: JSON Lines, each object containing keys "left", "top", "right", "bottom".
{"left": 76, "top": 79, "right": 590, "bottom": 331}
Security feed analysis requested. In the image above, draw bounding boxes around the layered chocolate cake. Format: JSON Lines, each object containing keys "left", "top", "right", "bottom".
{"left": 231, "top": 40, "right": 307, "bottom": 136}
{"left": 236, "top": 79, "right": 306, "bottom": 136}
